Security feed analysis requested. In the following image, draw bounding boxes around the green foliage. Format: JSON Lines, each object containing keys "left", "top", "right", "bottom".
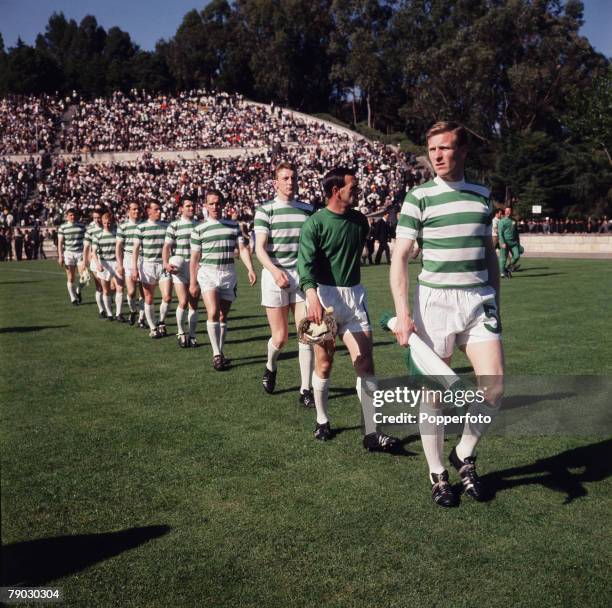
{"left": 0, "top": 1, "right": 610, "bottom": 215}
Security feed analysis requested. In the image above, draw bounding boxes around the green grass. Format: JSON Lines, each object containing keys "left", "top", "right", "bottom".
{"left": 1, "top": 258, "right": 611, "bottom": 607}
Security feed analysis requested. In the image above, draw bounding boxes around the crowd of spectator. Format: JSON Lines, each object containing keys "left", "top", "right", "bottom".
{"left": 31, "top": 141, "right": 420, "bottom": 225}
{"left": 58, "top": 90, "right": 352, "bottom": 153}
{"left": 0, "top": 95, "right": 65, "bottom": 155}
{"left": 519, "top": 217, "right": 612, "bottom": 234}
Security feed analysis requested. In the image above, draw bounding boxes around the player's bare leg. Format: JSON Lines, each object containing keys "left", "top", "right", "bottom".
{"left": 262, "top": 305, "right": 289, "bottom": 392}
{"left": 455, "top": 340, "right": 504, "bottom": 452}
{"left": 112, "top": 275, "right": 125, "bottom": 321}
{"left": 174, "top": 281, "right": 190, "bottom": 346}
{"left": 125, "top": 274, "right": 140, "bottom": 325}
{"left": 90, "top": 271, "right": 105, "bottom": 316}
{"left": 203, "top": 290, "right": 231, "bottom": 370}
{"left": 158, "top": 278, "right": 172, "bottom": 334}
{"left": 312, "top": 339, "right": 335, "bottom": 439}
{"left": 142, "top": 282, "right": 161, "bottom": 337}
{"left": 64, "top": 265, "right": 78, "bottom": 305}
{"left": 293, "top": 301, "right": 314, "bottom": 406}
{"left": 344, "top": 330, "right": 399, "bottom": 450}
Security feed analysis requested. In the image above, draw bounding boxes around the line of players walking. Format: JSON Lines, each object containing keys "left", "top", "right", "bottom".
{"left": 57, "top": 129, "right": 506, "bottom": 510}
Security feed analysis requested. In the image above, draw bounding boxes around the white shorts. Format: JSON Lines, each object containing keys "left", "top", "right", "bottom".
{"left": 197, "top": 265, "right": 237, "bottom": 302}
{"left": 98, "top": 260, "right": 121, "bottom": 282}
{"left": 64, "top": 251, "right": 82, "bottom": 267}
{"left": 315, "top": 284, "right": 371, "bottom": 335}
{"left": 139, "top": 261, "right": 171, "bottom": 285}
{"left": 413, "top": 284, "right": 502, "bottom": 359}
{"left": 122, "top": 255, "right": 135, "bottom": 276}
{"left": 261, "top": 267, "right": 304, "bottom": 307}
{"left": 172, "top": 261, "right": 190, "bottom": 286}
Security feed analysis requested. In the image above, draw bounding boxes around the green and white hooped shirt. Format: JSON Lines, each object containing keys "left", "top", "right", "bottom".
{"left": 254, "top": 198, "right": 314, "bottom": 269}
{"left": 191, "top": 219, "right": 240, "bottom": 267}
{"left": 58, "top": 221, "right": 86, "bottom": 252}
{"left": 134, "top": 220, "right": 168, "bottom": 263}
{"left": 165, "top": 217, "right": 199, "bottom": 258}
{"left": 396, "top": 176, "right": 492, "bottom": 288}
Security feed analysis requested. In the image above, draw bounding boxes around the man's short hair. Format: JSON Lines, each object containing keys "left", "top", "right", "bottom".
{"left": 426, "top": 121, "right": 468, "bottom": 147}
{"left": 145, "top": 200, "right": 160, "bottom": 209}
{"left": 179, "top": 196, "right": 194, "bottom": 207}
{"left": 66, "top": 208, "right": 77, "bottom": 216}
{"left": 321, "top": 167, "right": 356, "bottom": 199}
{"left": 274, "top": 161, "right": 297, "bottom": 178}
{"left": 206, "top": 189, "right": 224, "bottom": 204}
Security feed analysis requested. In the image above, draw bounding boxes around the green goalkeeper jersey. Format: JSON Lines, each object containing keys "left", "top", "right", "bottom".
{"left": 498, "top": 216, "right": 519, "bottom": 246}
{"left": 297, "top": 207, "right": 368, "bottom": 291}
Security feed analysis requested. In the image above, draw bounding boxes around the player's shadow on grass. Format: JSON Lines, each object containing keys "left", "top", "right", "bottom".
{"left": 481, "top": 439, "right": 611, "bottom": 504}
{"left": 501, "top": 392, "right": 575, "bottom": 410}
{"left": 513, "top": 272, "right": 566, "bottom": 278}
{"left": 230, "top": 323, "right": 272, "bottom": 332}
{"left": 0, "top": 325, "right": 69, "bottom": 334}
{"left": 226, "top": 334, "right": 271, "bottom": 345}
{"left": 1, "top": 524, "right": 171, "bottom": 586}
{"left": 0, "top": 280, "right": 42, "bottom": 284}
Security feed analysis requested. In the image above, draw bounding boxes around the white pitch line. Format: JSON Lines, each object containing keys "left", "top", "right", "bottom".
{"left": 0, "top": 267, "right": 65, "bottom": 276}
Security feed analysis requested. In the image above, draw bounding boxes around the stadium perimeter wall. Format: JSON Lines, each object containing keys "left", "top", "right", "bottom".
{"left": 520, "top": 234, "right": 612, "bottom": 258}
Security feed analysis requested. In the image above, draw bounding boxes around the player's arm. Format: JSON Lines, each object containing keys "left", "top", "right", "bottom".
{"left": 162, "top": 225, "right": 175, "bottom": 273}
{"left": 297, "top": 220, "right": 323, "bottom": 324}
{"left": 57, "top": 232, "right": 64, "bottom": 267}
{"left": 162, "top": 241, "right": 174, "bottom": 273}
{"left": 82, "top": 235, "right": 91, "bottom": 266}
{"left": 238, "top": 240, "right": 257, "bottom": 286}
{"left": 254, "top": 208, "right": 290, "bottom": 288}
{"left": 115, "top": 234, "right": 124, "bottom": 267}
{"left": 189, "top": 230, "right": 201, "bottom": 298}
{"left": 389, "top": 237, "right": 417, "bottom": 347}
{"left": 131, "top": 234, "right": 141, "bottom": 282}
{"left": 189, "top": 249, "right": 201, "bottom": 299}
{"left": 115, "top": 230, "right": 125, "bottom": 278}
{"left": 485, "top": 236, "right": 501, "bottom": 313}
{"left": 255, "top": 231, "right": 290, "bottom": 288}
{"left": 91, "top": 241, "right": 103, "bottom": 273}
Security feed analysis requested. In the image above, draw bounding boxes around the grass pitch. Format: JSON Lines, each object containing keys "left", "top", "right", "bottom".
{"left": 1, "top": 258, "right": 611, "bottom": 607}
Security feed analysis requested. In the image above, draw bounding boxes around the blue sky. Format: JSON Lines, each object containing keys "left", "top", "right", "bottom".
{"left": 1, "top": 0, "right": 611, "bottom": 57}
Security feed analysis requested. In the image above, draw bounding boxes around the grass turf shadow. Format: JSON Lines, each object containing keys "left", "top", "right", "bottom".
{"left": 1, "top": 525, "right": 171, "bottom": 586}
{"left": 481, "top": 439, "right": 612, "bottom": 504}
{"left": 0, "top": 325, "right": 69, "bottom": 334}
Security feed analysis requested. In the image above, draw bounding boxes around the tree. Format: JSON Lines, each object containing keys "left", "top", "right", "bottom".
{"left": 564, "top": 65, "right": 612, "bottom": 165}
{"left": 330, "top": 0, "right": 395, "bottom": 129}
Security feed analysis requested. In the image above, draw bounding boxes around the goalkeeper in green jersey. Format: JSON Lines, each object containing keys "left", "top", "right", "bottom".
{"left": 297, "top": 167, "right": 400, "bottom": 453}
{"left": 498, "top": 206, "right": 522, "bottom": 277}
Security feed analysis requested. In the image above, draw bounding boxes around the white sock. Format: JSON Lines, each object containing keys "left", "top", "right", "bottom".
{"left": 219, "top": 322, "right": 227, "bottom": 352}
{"left": 298, "top": 343, "right": 313, "bottom": 392}
{"left": 207, "top": 321, "right": 221, "bottom": 356}
{"left": 138, "top": 298, "right": 145, "bottom": 321}
{"left": 176, "top": 306, "right": 186, "bottom": 335}
{"left": 456, "top": 400, "right": 501, "bottom": 461}
{"left": 419, "top": 401, "right": 446, "bottom": 482}
{"left": 115, "top": 292, "right": 123, "bottom": 316}
{"left": 128, "top": 297, "right": 137, "bottom": 313}
{"left": 312, "top": 372, "right": 330, "bottom": 425}
{"left": 266, "top": 338, "right": 281, "bottom": 372}
{"left": 95, "top": 290, "right": 104, "bottom": 313}
{"left": 144, "top": 303, "right": 157, "bottom": 330}
{"left": 188, "top": 308, "right": 198, "bottom": 338}
{"left": 67, "top": 281, "right": 76, "bottom": 302}
{"left": 159, "top": 301, "right": 169, "bottom": 323}
{"left": 359, "top": 376, "right": 378, "bottom": 435}
{"left": 103, "top": 294, "right": 113, "bottom": 317}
